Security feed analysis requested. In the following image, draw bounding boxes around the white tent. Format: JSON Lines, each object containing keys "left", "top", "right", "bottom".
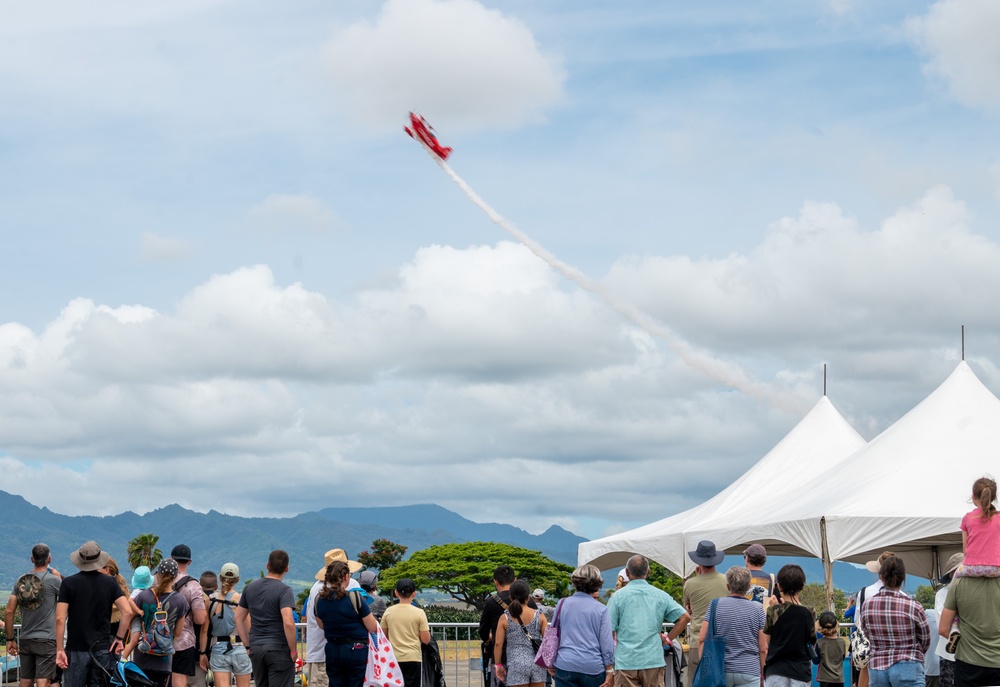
{"left": 580, "top": 361, "right": 1000, "bottom": 599}
{"left": 685, "top": 360, "right": 1000, "bottom": 582}
{"left": 578, "top": 394, "right": 867, "bottom": 575}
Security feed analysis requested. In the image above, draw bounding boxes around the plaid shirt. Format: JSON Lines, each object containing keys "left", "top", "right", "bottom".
{"left": 859, "top": 588, "right": 930, "bottom": 671}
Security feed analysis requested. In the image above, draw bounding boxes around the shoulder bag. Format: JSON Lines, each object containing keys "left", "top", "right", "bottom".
{"left": 850, "top": 588, "right": 871, "bottom": 669}
{"left": 692, "top": 598, "right": 726, "bottom": 687}
{"left": 534, "top": 598, "right": 563, "bottom": 669}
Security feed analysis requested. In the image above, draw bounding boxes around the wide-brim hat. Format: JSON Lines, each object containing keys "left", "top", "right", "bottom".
{"left": 942, "top": 552, "right": 965, "bottom": 578}
{"left": 688, "top": 540, "right": 725, "bottom": 567}
{"left": 71, "top": 541, "right": 111, "bottom": 571}
{"left": 315, "top": 548, "right": 363, "bottom": 580}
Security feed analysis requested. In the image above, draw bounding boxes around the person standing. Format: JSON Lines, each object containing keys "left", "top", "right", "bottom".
{"left": 682, "top": 541, "right": 729, "bottom": 687}
{"left": 358, "top": 571, "right": 387, "bottom": 621}
{"left": 304, "top": 549, "right": 363, "bottom": 687}
{"left": 169, "top": 545, "right": 209, "bottom": 687}
{"left": 607, "top": 555, "right": 691, "bottom": 687}
{"left": 551, "top": 565, "right": 614, "bottom": 687}
{"left": 55, "top": 541, "right": 133, "bottom": 687}
{"left": 933, "top": 554, "right": 963, "bottom": 687}
{"left": 494, "top": 580, "right": 547, "bottom": 687}
{"left": 6, "top": 544, "right": 62, "bottom": 687}
{"left": 763, "top": 565, "right": 815, "bottom": 687}
{"left": 130, "top": 559, "right": 190, "bottom": 687}
{"left": 235, "top": 550, "right": 298, "bottom": 687}
{"left": 743, "top": 544, "right": 776, "bottom": 606}
{"left": 860, "top": 556, "right": 929, "bottom": 687}
{"left": 313, "top": 560, "right": 379, "bottom": 687}
{"left": 697, "top": 567, "right": 766, "bottom": 687}
{"left": 201, "top": 563, "right": 251, "bottom": 687}
{"left": 480, "top": 565, "right": 536, "bottom": 687}
{"left": 937, "top": 558, "right": 1000, "bottom": 687}
{"left": 381, "top": 578, "right": 431, "bottom": 687}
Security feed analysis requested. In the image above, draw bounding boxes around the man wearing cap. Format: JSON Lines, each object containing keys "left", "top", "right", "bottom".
{"left": 937, "top": 552, "right": 1000, "bottom": 687}
{"left": 304, "top": 549, "right": 363, "bottom": 687}
{"left": 6, "top": 543, "right": 62, "bottom": 687}
{"left": 681, "top": 541, "right": 728, "bottom": 687}
{"left": 236, "top": 549, "right": 298, "bottom": 687}
{"left": 743, "top": 544, "right": 775, "bottom": 606}
{"left": 933, "top": 553, "right": 963, "bottom": 687}
{"left": 608, "top": 555, "right": 690, "bottom": 687}
{"left": 169, "top": 544, "right": 209, "bottom": 687}
{"left": 359, "top": 570, "right": 387, "bottom": 621}
{"left": 55, "top": 541, "right": 133, "bottom": 687}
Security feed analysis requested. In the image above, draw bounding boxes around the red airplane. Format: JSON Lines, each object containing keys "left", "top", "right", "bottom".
{"left": 405, "top": 112, "right": 452, "bottom": 161}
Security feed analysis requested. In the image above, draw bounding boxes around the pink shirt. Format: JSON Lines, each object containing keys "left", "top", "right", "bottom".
{"left": 961, "top": 509, "right": 1000, "bottom": 566}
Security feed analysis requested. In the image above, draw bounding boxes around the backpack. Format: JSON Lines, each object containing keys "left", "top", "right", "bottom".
{"left": 138, "top": 591, "right": 177, "bottom": 657}
{"left": 15, "top": 572, "right": 48, "bottom": 611}
{"left": 209, "top": 593, "right": 239, "bottom": 637}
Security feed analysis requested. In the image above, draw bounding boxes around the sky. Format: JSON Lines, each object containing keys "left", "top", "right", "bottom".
{"left": 2, "top": 0, "right": 1000, "bottom": 541}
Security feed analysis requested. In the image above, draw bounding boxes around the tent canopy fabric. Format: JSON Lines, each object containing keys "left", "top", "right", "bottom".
{"left": 578, "top": 395, "right": 867, "bottom": 576}
{"left": 579, "top": 361, "right": 1000, "bottom": 584}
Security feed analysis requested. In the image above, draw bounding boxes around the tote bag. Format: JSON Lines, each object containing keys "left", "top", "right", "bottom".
{"left": 691, "top": 599, "right": 726, "bottom": 687}
{"left": 534, "top": 598, "right": 564, "bottom": 669}
{"left": 367, "top": 624, "right": 404, "bottom": 687}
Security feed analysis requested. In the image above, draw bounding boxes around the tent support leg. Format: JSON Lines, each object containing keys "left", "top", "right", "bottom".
{"left": 821, "top": 516, "right": 834, "bottom": 612}
{"left": 932, "top": 546, "right": 941, "bottom": 585}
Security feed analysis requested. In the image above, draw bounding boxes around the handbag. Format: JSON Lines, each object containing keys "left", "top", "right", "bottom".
{"left": 366, "top": 624, "right": 403, "bottom": 687}
{"left": 850, "top": 588, "right": 871, "bottom": 669}
{"left": 691, "top": 599, "right": 726, "bottom": 687}
{"left": 534, "top": 598, "right": 564, "bottom": 669}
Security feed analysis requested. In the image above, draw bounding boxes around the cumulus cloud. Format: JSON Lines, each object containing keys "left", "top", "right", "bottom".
{"left": 6, "top": 188, "right": 1000, "bottom": 532}
{"left": 247, "top": 193, "right": 340, "bottom": 233}
{"left": 140, "top": 231, "right": 194, "bottom": 262}
{"left": 322, "top": 0, "right": 565, "bottom": 131}
{"left": 907, "top": 0, "right": 1000, "bottom": 110}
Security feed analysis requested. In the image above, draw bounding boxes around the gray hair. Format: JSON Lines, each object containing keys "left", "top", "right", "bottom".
{"left": 726, "top": 566, "right": 752, "bottom": 596}
{"left": 571, "top": 564, "right": 604, "bottom": 594}
{"left": 626, "top": 555, "right": 649, "bottom": 580}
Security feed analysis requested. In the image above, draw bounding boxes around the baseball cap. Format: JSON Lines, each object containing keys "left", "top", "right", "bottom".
{"left": 170, "top": 544, "right": 192, "bottom": 562}
{"left": 220, "top": 562, "right": 240, "bottom": 579}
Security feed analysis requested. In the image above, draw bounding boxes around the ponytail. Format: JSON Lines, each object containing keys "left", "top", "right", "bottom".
{"left": 508, "top": 580, "right": 530, "bottom": 620}
{"left": 973, "top": 477, "right": 998, "bottom": 521}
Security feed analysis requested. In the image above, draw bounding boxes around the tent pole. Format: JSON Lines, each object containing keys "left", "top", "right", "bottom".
{"left": 932, "top": 546, "right": 941, "bottom": 584}
{"left": 820, "top": 516, "right": 834, "bottom": 611}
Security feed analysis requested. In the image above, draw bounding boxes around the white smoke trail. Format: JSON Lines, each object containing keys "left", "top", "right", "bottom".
{"left": 423, "top": 150, "right": 805, "bottom": 413}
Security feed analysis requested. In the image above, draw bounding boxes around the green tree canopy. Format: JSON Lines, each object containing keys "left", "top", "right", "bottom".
{"left": 379, "top": 541, "right": 573, "bottom": 611}
{"left": 358, "top": 539, "right": 408, "bottom": 572}
{"left": 648, "top": 561, "right": 684, "bottom": 603}
{"left": 127, "top": 533, "right": 163, "bottom": 571}
{"left": 799, "top": 583, "right": 849, "bottom": 618}
{"left": 915, "top": 584, "right": 936, "bottom": 609}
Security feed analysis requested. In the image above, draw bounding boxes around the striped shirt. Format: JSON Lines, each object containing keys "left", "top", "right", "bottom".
{"left": 859, "top": 588, "right": 930, "bottom": 671}
{"left": 705, "top": 596, "right": 765, "bottom": 675}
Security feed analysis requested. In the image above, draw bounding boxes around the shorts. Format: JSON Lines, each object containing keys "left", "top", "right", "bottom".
{"left": 209, "top": 643, "right": 253, "bottom": 676}
{"left": 953, "top": 564, "right": 1000, "bottom": 578}
{"left": 172, "top": 646, "right": 199, "bottom": 677}
{"left": 19, "top": 638, "right": 57, "bottom": 680}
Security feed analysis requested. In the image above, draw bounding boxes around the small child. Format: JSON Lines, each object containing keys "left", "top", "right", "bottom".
{"left": 948, "top": 477, "right": 1000, "bottom": 653}
{"left": 815, "top": 611, "right": 846, "bottom": 687}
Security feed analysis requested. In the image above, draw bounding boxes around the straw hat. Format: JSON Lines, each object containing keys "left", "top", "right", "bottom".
{"left": 314, "top": 548, "right": 363, "bottom": 580}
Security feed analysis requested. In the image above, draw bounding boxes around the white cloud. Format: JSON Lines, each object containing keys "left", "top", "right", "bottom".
{"left": 322, "top": 0, "right": 566, "bottom": 131}
{"left": 141, "top": 231, "right": 194, "bottom": 262}
{"left": 247, "top": 194, "right": 340, "bottom": 233}
{"left": 907, "top": 0, "right": 1000, "bottom": 111}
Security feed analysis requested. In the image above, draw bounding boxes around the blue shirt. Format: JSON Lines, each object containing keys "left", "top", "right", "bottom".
{"left": 607, "top": 579, "right": 686, "bottom": 670}
{"left": 553, "top": 593, "right": 615, "bottom": 675}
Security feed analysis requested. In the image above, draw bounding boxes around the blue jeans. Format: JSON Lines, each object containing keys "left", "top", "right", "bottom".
{"left": 325, "top": 640, "right": 368, "bottom": 687}
{"left": 725, "top": 673, "right": 759, "bottom": 687}
{"left": 869, "top": 660, "right": 925, "bottom": 687}
{"left": 554, "top": 667, "right": 606, "bottom": 687}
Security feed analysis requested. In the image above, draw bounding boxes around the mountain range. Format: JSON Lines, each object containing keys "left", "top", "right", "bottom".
{"left": 0, "top": 490, "right": 877, "bottom": 594}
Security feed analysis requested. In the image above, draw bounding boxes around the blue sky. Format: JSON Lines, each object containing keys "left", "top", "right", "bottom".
{"left": 2, "top": 0, "right": 1000, "bottom": 540}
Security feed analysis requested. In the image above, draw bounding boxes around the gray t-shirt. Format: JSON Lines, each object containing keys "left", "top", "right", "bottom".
{"left": 19, "top": 571, "right": 61, "bottom": 640}
{"left": 238, "top": 577, "right": 294, "bottom": 646}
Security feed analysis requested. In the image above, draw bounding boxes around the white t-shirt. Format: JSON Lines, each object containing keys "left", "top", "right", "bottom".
{"left": 934, "top": 585, "right": 954, "bottom": 663}
{"left": 855, "top": 580, "right": 884, "bottom": 630}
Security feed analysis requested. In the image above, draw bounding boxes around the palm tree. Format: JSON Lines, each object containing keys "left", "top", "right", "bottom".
{"left": 127, "top": 533, "right": 163, "bottom": 571}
